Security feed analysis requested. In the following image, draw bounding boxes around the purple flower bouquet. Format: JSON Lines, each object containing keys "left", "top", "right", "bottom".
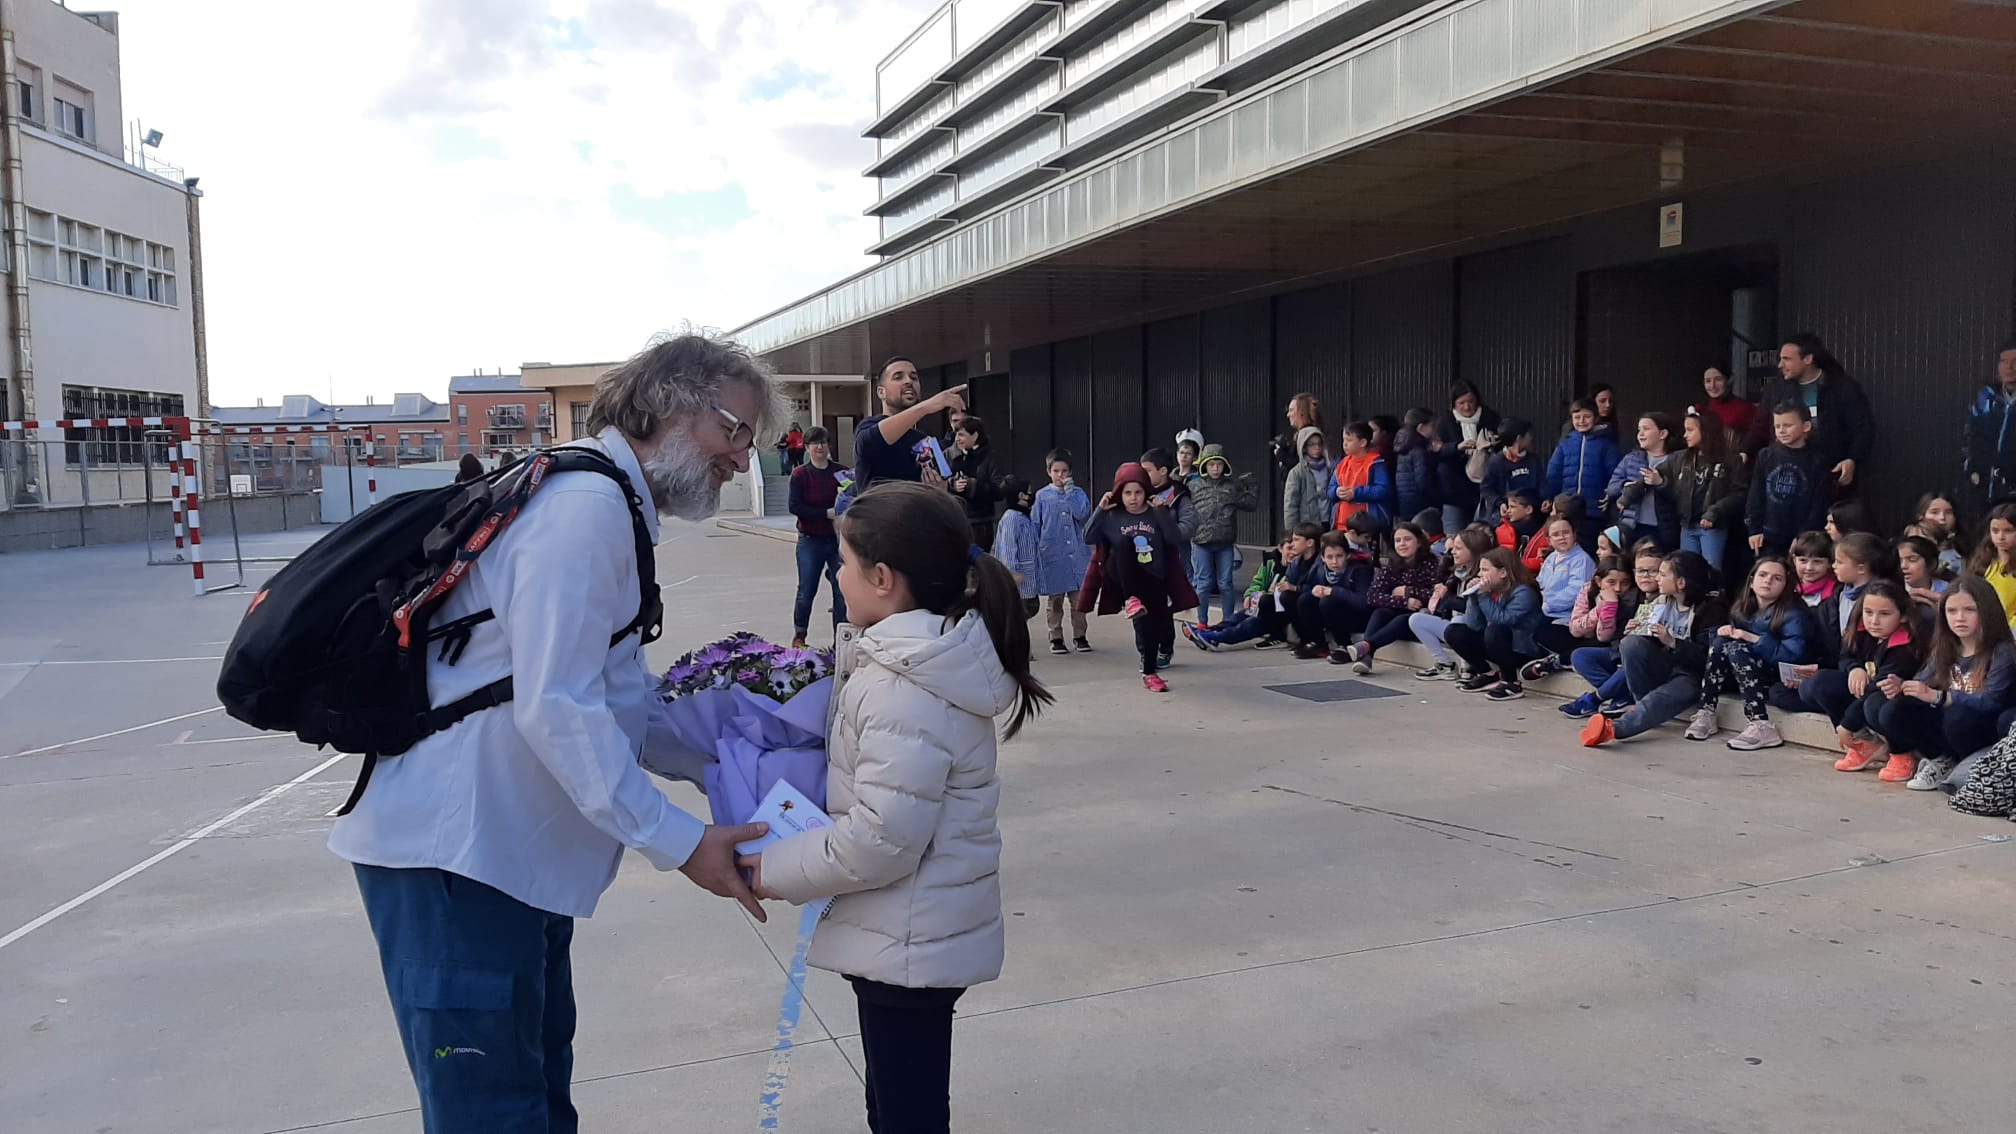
{"left": 650, "top": 632, "right": 834, "bottom": 826}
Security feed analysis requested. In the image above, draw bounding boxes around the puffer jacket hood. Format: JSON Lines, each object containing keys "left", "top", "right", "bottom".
{"left": 1199, "top": 442, "right": 1232, "bottom": 473}
{"left": 853, "top": 609, "right": 1018, "bottom": 720}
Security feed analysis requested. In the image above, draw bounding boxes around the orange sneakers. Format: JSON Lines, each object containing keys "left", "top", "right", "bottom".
{"left": 1877, "top": 752, "right": 1919, "bottom": 783}
{"left": 1833, "top": 731, "right": 1888, "bottom": 772}
{"left": 1580, "top": 715, "right": 1615, "bottom": 748}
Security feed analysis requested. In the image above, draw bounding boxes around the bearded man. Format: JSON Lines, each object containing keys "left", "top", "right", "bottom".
{"left": 329, "top": 332, "right": 783, "bottom": 1132}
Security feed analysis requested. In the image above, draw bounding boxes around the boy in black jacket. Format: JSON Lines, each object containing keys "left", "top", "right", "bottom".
{"left": 1746, "top": 403, "right": 1831, "bottom": 557}
{"left": 1293, "top": 520, "right": 1379, "bottom": 659}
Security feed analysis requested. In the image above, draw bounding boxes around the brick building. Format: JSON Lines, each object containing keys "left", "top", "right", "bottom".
{"left": 447, "top": 373, "right": 552, "bottom": 456}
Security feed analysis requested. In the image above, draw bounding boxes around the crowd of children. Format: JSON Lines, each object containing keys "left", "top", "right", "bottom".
{"left": 788, "top": 355, "right": 2016, "bottom": 825}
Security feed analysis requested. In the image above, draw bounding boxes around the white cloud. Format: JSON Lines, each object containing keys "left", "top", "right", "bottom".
{"left": 99, "top": 0, "right": 940, "bottom": 406}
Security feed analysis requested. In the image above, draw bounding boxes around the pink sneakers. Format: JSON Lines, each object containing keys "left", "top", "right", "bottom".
{"left": 1143, "top": 674, "right": 1169, "bottom": 693}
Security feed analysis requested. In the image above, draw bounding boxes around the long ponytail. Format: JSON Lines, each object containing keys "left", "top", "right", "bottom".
{"left": 839, "top": 481, "right": 1053, "bottom": 739}
{"left": 961, "top": 551, "right": 1054, "bottom": 739}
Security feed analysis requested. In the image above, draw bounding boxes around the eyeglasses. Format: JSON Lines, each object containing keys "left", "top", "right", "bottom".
{"left": 713, "top": 406, "right": 755, "bottom": 451}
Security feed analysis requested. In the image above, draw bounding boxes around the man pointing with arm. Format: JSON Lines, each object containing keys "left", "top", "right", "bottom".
{"left": 853, "top": 354, "right": 969, "bottom": 492}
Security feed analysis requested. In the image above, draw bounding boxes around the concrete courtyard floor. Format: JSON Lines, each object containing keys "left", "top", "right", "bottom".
{"left": 3, "top": 520, "right": 2014, "bottom": 1133}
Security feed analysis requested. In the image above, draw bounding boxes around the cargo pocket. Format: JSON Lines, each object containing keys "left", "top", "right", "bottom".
{"left": 391, "top": 962, "right": 522, "bottom": 1088}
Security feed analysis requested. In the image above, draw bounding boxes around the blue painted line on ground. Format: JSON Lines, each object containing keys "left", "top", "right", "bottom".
{"left": 758, "top": 900, "right": 828, "bottom": 1131}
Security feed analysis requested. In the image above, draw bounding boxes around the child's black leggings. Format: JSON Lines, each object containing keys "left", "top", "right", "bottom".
{"left": 1131, "top": 592, "right": 1175, "bottom": 674}
{"left": 1699, "top": 638, "right": 1774, "bottom": 722}
{"left": 850, "top": 976, "right": 966, "bottom": 1134}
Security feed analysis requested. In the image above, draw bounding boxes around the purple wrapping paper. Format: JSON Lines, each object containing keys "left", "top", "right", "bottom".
{"left": 653, "top": 677, "right": 832, "bottom": 825}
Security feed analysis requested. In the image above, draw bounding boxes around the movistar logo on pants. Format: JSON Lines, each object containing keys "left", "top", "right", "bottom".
{"left": 433, "top": 1046, "right": 487, "bottom": 1059}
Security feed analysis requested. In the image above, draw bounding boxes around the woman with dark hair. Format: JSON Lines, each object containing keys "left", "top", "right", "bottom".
{"left": 1698, "top": 364, "right": 1755, "bottom": 448}
{"left": 947, "top": 414, "right": 1001, "bottom": 546}
{"left": 455, "top": 452, "right": 485, "bottom": 483}
{"left": 1431, "top": 380, "right": 1501, "bottom": 537}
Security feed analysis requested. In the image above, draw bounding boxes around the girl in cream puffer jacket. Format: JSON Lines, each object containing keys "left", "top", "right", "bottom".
{"left": 761, "top": 608, "right": 1019, "bottom": 988}
{"left": 748, "top": 481, "right": 1052, "bottom": 1133}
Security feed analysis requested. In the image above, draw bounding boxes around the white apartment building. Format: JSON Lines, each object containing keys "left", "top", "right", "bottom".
{"left": 4, "top": 1, "right": 204, "bottom": 507}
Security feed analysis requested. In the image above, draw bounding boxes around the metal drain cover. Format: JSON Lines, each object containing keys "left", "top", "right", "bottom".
{"left": 1264, "top": 679, "right": 1408, "bottom": 704}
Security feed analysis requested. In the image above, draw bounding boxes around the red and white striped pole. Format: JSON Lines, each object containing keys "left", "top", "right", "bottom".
{"left": 366, "top": 448, "right": 378, "bottom": 507}
{"left": 169, "top": 466, "right": 185, "bottom": 552}
{"left": 183, "top": 438, "right": 205, "bottom": 596}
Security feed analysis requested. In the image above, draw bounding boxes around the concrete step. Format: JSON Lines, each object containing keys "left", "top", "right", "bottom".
{"left": 1345, "top": 640, "right": 1843, "bottom": 752}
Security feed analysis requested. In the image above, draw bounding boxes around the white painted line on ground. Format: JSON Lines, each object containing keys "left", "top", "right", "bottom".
{"left": 0, "top": 656, "right": 226, "bottom": 667}
{"left": 165, "top": 733, "right": 280, "bottom": 748}
{"left": 0, "top": 751, "right": 348, "bottom": 952}
{"left": 665, "top": 574, "right": 699, "bottom": 588}
{"left": 5, "top": 706, "right": 226, "bottom": 759}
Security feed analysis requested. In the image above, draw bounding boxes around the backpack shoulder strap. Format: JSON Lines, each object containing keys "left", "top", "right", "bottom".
{"left": 542, "top": 447, "right": 662, "bottom": 646}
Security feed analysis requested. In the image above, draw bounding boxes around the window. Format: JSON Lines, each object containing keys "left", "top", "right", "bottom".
{"left": 482, "top": 430, "right": 515, "bottom": 450}
{"left": 25, "top": 210, "right": 175, "bottom": 304}
{"left": 53, "top": 96, "right": 88, "bottom": 142}
{"left": 59, "top": 386, "right": 185, "bottom": 466}
{"left": 456, "top": 403, "right": 468, "bottom": 425}
{"left": 570, "top": 401, "right": 589, "bottom": 437}
{"left": 25, "top": 209, "right": 55, "bottom": 282}
{"left": 16, "top": 79, "right": 37, "bottom": 123}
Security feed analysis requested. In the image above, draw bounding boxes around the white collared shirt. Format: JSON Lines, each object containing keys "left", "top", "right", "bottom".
{"left": 329, "top": 427, "right": 705, "bottom": 918}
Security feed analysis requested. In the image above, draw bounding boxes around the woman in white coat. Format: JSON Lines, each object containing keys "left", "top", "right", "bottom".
{"left": 743, "top": 481, "right": 1052, "bottom": 1134}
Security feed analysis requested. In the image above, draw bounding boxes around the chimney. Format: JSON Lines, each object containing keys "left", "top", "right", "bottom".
{"left": 366, "top": 395, "right": 375, "bottom": 405}
{"left": 256, "top": 397, "right": 265, "bottom": 408}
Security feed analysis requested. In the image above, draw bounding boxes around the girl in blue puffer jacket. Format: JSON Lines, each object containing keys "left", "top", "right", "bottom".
{"left": 1605, "top": 412, "right": 1682, "bottom": 550}
{"left": 1685, "top": 555, "right": 1817, "bottom": 750}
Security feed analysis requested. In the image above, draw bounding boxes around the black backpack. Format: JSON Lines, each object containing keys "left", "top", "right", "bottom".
{"left": 216, "top": 446, "right": 663, "bottom": 815}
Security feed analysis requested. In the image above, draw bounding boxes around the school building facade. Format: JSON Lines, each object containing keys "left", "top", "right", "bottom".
{"left": 732, "top": 0, "right": 2016, "bottom": 541}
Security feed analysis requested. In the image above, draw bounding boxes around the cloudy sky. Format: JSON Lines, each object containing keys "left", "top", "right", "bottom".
{"left": 101, "top": 0, "right": 938, "bottom": 407}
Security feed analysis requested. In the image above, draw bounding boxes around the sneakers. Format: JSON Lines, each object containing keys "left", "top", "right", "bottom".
{"left": 1907, "top": 756, "right": 1956, "bottom": 791}
{"left": 1181, "top": 622, "right": 1213, "bottom": 652}
{"left": 1834, "top": 731, "right": 1889, "bottom": 772}
{"left": 1252, "top": 636, "right": 1285, "bottom": 650}
{"left": 1558, "top": 693, "right": 1600, "bottom": 719}
{"left": 1580, "top": 714, "right": 1616, "bottom": 747}
{"left": 1073, "top": 637, "right": 1093, "bottom": 653}
{"left": 1351, "top": 656, "right": 1374, "bottom": 676}
{"left": 1518, "top": 655, "right": 1562, "bottom": 683}
{"left": 1156, "top": 647, "right": 1174, "bottom": 669}
{"left": 1123, "top": 596, "right": 1146, "bottom": 620}
{"left": 1142, "top": 673, "right": 1169, "bottom": 694}
{"left": 1877, "top": 751, "right": 1919, "bottom": 783}
{"left": 1726, "top": 721, "right": 1784, "bottom": 751}
{"left": 1456, "top": 672, "right": 1501, "bottom": 693}
{"left": 1414, "top": 662, "right": 1457, "bottom": 681}
{"left": 1294, "top": 643, "right": 1329, "bottom": 660}
{"left": 1328, "top": 648, "right": 1355, "bottom": 666}
{"left": 1599, "top": 698, "right": 1634, "bottom": 720}
{"left": 1485, "top": 682, "right": 1526, "bottom": 702}
{"left": 1049, "top": 639, "right": 1070, "bottom": 656}
{"left": 1684, "top": 707, "right": 1719, "bottom": 742}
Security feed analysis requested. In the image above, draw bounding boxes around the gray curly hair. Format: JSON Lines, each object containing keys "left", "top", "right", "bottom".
{"left": 586, "top": 330, "right": 787, "bottom": 443}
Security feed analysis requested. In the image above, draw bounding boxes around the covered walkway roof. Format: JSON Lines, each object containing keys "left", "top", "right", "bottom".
{"left": 732, "top": 0, "right": 2016, "bottom": 375}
